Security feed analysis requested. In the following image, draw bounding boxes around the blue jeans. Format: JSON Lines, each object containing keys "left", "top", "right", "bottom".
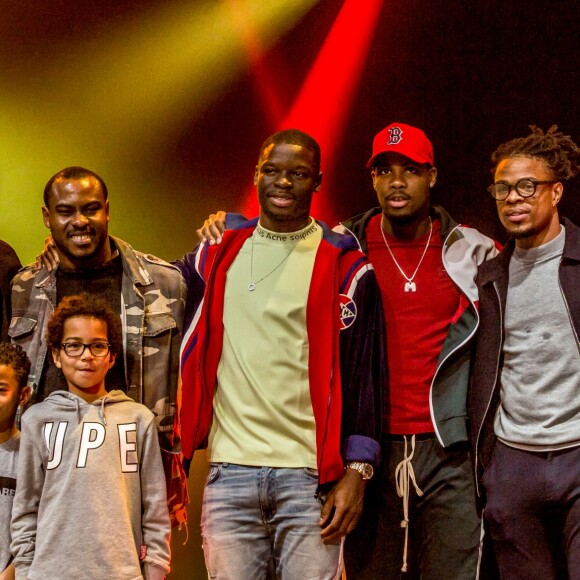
{"left": 201, "top": 463, "right": 342, "bottom": 580}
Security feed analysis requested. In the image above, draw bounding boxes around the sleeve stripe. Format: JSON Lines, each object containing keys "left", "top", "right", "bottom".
{"left": 341, "top": 262, "right": 374, "bottom": 298}
{"left": 195, "top": 242, "right": 208, "bottom": 280}
{"left": 180, "top": 296, "right": 204, "bottom": 363}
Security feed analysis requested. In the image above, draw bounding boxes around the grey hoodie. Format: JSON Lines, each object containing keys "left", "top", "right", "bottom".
{"left": 11, "top": 390, "right": 170, "bottom": 580}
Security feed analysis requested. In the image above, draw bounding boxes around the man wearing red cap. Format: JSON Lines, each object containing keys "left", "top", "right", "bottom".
{"left": 335, "top": 123, "right": 499, "bottom": 579}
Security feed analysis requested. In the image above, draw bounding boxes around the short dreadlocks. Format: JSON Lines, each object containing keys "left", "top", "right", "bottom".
{"left": 491, "top": 125, "right": 580, "bottom": 182}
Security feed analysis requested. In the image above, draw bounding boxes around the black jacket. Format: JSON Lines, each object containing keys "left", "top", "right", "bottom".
{"left": 469, "top": 217, "right": 580, "bottom": 501}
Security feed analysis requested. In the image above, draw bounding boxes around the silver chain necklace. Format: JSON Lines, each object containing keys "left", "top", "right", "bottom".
{"left": 248, "top": 235, "right": 297, "bottom": 291}
{"left": 380, "top": 217, "right": 433, "bottom": 293}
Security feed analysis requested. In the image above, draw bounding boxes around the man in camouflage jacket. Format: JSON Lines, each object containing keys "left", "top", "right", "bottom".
{"left": 10, "top": 167, "right": 188, "bottom": 526}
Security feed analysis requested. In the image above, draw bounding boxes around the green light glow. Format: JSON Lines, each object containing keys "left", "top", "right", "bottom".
{"left": 0, "top": 0, "right": 318, "bottom": 264}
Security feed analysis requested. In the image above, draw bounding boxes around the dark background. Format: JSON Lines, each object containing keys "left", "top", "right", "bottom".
{"left": 168, "top": 0, "right": 580, "bottom": 241}
{"left": 2, "top": 0, "right": 578, "bottom": 265}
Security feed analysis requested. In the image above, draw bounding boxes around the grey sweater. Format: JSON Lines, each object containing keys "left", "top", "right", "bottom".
{"left": 11, "top": 390, "right": 171, "bottom": 579}
{"left": 0, "top": 432, "right": 19, "bottom": 573}
{"left": 495, "top": 227, "right": 580, "bottom": 449}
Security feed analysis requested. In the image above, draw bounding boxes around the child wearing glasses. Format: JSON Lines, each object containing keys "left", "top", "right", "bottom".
{"left": 10, "top": 294, "right": 171, "bottom": 579}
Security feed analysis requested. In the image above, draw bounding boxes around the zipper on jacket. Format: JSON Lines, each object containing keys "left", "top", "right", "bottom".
{"left": 474, "top": 280, "right": 503, "bottom": 497}
{"left": 429, "top": 224, "right": 479, "bottom": 446}
{"left": 33, "top": 286, "right": 56, "bottom": 401}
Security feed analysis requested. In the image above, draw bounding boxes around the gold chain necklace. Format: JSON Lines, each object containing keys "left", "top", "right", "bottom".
{"left": 380, "top": 217, "right": 433, "bottom": 293}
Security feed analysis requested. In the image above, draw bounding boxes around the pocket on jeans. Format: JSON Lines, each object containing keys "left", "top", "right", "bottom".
{"left": 206, "top": 464, "right": 222, "bottom": 486}
{"left": 303, "top": 467, "right": 319, "bottom": 480}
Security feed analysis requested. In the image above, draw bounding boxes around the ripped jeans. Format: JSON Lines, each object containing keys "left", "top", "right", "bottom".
{"left": 201, "top": 463, "right": 342, "bottom": 580}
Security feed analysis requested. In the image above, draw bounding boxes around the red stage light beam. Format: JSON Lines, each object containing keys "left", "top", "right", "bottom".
{"left": 223, "top": 0, "right": 287, "bottom": 128}
{"left": 242, "top": 0, "right": 385, "bottom": 223}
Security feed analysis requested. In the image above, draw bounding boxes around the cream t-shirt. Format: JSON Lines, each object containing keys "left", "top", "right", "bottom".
{"left": 208, "top": 219, "right": 322, "bottom": 468}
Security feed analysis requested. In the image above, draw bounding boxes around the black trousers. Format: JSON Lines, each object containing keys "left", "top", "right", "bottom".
{"left": 345, "top": 436, "right": 482, "bottom": 579}
{"left": 483, "top": 441, "right": 580, "bottom": 580}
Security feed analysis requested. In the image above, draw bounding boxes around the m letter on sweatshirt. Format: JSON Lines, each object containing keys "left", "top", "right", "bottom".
{"left": 77, "top": 423, "right": 106, "bottom": 467}
{"left": 45, "top": 422, "right": 68, "bottom": 470}
{"left": 118, "top": 423, "right": 139, "bottom": 473}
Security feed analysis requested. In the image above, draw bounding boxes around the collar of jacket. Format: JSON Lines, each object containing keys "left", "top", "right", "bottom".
{"left": 34, "top": 236, "right": 154, "bottom": 289}
{"left": 339, "top": 204, "right": 459, "bottom": 253}
{"left": 223, "top": 213, "right": 361, "bottom": 253}
{"left": 477, "top": 216, "right": 580, "bottom": 288}
{"left": 561, "top": 217, "right": 580, "bottom": 262}
{"left": 111, "top": 236, "right": 154, "bottom": 286}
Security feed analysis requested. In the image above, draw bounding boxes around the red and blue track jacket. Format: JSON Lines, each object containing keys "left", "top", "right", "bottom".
{"left": 175, "top": 215, "right": 385, "bottom": 485}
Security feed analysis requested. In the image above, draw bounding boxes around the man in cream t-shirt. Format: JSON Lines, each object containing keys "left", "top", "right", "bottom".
{"left": 210, "top": 218, "right": 321, "bottom": 470}
{"left": 177, "top": 129, "right": 385, "bottom": 579}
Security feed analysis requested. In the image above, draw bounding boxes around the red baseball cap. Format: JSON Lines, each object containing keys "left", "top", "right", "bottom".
{"left": 366, "top": 123, "right": 434, "bottom": 168}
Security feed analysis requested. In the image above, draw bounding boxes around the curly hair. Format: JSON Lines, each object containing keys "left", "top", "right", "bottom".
{"left": 0, "top": 343, "right": 31, "bottom": 389}
{"left": 491, "top": 125, "right": 580, "bottom": 181}
{"left": 46, "top": 294, "right": 123, "bottom": 356}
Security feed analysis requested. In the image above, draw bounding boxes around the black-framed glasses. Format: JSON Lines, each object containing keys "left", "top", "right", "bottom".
{"left": 488, "top": 178, "right": 557, "bottom": 201}
{"left": 61, "top": 342, "right": 111, "bottom": 357}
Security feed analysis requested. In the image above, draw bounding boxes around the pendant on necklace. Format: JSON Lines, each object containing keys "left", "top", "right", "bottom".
{"left": 404, "top": 281, "right": 417, "bottom": 293}
{"left": 248, "top": 283, "right": 256, "bottom": 292}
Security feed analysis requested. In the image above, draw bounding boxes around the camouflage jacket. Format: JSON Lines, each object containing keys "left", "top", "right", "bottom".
{"left": 9, "top": 236, "right": 189, "bottom": 526}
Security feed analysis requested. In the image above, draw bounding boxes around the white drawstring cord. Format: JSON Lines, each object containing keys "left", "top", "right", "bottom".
{"left": 394, "top": 435, "right": 424, "bottom": 572}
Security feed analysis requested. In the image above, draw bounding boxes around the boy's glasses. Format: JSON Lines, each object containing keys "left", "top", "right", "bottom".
{"left": 61, "top": 342, "right": 111, "bottom": 357}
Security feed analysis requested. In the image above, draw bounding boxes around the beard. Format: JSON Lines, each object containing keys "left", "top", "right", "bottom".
{"left": 387, "top": 212, "right": 422, "bottom": 226}
{"left": 56, "top": 233, "right": 110, "bottom": 270}
{"left": 382, "top": 204, "right": 426, "bottom": 227}
{"left": 502, "top": 221, "right": 535, "bottom": 240}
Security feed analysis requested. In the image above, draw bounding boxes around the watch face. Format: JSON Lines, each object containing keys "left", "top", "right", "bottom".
{"left": 348, "top": 462, "right": 374, "bottom": 479}
{"left": 362, "top": 464, "right": 374, "bottom": 479}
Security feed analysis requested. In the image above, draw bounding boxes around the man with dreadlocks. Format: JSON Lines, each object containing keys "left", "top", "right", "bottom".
{"left": 469, "top": 125, "right": 580, "bottom": 579}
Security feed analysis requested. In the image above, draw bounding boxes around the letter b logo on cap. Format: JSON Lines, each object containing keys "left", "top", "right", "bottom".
{"left": 387, "top": 127, "right": 403, "bottom": 144}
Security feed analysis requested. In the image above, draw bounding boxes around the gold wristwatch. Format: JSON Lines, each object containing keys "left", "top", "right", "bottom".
{"left": 345, "top": 461, "right": 374, "bottom": 480}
